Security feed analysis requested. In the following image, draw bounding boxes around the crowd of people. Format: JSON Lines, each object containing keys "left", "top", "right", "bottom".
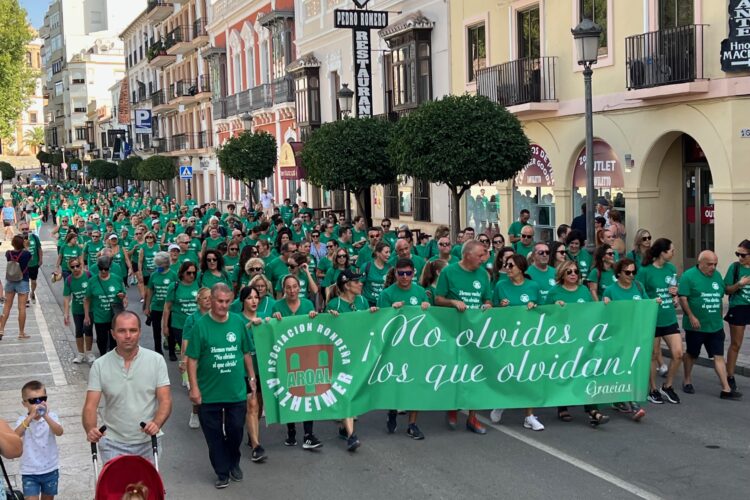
{"left": 1, "top": 180, "right": 748, "bottom": 493}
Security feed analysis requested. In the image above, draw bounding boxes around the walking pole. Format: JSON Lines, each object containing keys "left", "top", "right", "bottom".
{"left": 140, "top": 422, "right": 160, "bottom": 472}
{"left": 91, "top": 425, "right": 107, "bottom": 482}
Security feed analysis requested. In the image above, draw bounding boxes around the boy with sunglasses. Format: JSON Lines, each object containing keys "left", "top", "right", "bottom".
{"left": 14, "top": 380, "right": 64, "bottom": 500}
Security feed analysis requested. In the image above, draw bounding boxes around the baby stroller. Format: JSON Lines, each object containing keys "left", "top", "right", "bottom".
{"left": 91, "top": 424, "right": 165, "bottom": 499}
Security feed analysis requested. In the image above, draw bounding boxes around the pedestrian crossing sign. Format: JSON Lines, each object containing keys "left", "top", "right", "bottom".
{"left": 180, "top": 166, "right": 193, "bottom": 179}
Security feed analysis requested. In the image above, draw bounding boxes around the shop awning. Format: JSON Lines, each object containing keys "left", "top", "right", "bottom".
{"left": 279, "top": 141, "right": 305, "bottom": 180}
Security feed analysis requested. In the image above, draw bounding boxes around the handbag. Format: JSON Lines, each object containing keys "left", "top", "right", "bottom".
{"left": 0, "top": 456, "right": 24, "bottom": 500}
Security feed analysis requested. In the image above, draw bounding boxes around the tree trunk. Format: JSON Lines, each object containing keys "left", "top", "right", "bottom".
{"left": 449, "top": 186, "right": 463, "bottom": 243}
{"left": 344, "top": 188, "right": 352, "bottom": 224}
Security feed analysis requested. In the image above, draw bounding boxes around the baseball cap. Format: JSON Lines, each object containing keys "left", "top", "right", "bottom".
{"left": 337, "top": 269, "right": 363, "bottom": 289}
{"left": 108, "top": 234, "right": 118, "bottom": 241}
{"left": 168, "top": 243, "right": 180, "bottom": 251}
{"left": 597, "top": 197, "right": 610, "bottom": 207}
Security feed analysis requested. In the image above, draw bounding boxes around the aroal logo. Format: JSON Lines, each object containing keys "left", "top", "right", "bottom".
{"left": 108, "top": 286, "right": 115, "bottom": 292}
{"left": 226, "top": 331, "right": 237, "bottom": 343}
{"left": 266, "top": 320, "right": 353, "bottom": 414}
{"left": 549, "top": 278, "right": 556, "bottom": 286}
{"left": 712, "top": 282, "right": 720, "bottom": 290}
{"left": 163, "top": 278, "right": 170, "bottom": 284}
{"left": 612, "top": 276, "right": 618, "bottom": 282}
{"left": 81, "top": 282, "right": 88, "bottom": 288}
{"left": 473, "top": 280, "right": 482, "bottom": 290}
{"left": 520, "top": 294, "right": 530, "bottom": 303}
{"left": 577, "top": 298, "right": 586, "bottom": 303}
{"left": 665, "top": 276, "right": 672, "bottom": 284}
{"left": 409, "top": 296, "right": 419, "bottom": 305}
{"left": 192, "top": 290, "right": 198, "bottom": 297}
{"left": 633, "top": 295, "right": 642, "bottom": 300}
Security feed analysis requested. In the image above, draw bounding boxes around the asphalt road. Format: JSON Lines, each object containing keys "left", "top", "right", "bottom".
{"left": 37, "top": 221, "right": 750, "bottom": 500}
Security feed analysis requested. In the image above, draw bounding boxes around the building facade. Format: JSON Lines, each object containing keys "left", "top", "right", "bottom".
{"left": 6, "top": 36, "right": 45, "bottom": 157}
{"left": 451, "top": 0, "right": 750, "bottom": 271}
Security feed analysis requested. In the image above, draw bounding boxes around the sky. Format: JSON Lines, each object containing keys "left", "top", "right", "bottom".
{"left": 21, "top": 0, "right": 50, "bottom": 29}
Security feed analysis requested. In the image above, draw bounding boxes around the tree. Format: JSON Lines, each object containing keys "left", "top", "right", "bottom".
{"left": 0, "top": 161, "right": 16, "bottom": 185}
{"left": 0, "top": 1, "right": 35, "bottom": 140}
{"left": 137, "top": 155, "right": 177, "bottom": 193}
{"left": 389, "top": 94, "right": 531, "bottom": 239}
{"left": 24, "top": 127, "right": 45, "bottom": 154}
{"left": 301, "top": 117, "right": 395, "bottom": 222}
{"left": 119, "top": 155, "right": 142, "bottom": 181}
{"left": 36, "top": 150, "right": 50, "bottom": 165}
{"left": 217, "top": 131, "right": 277, "bottom": 206}
{"left": 89, "top": 160, "right": 118, "bottom": 182}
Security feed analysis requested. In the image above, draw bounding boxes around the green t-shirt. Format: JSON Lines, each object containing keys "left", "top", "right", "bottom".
{"left": 492, "top": 279, "right": 541, "bottom": 307}
{"left": 512, "top": 241, "right": 535, "bottom": 257}
{"left": 508, "top": 220, "right": 530, "bottom": 237}
{"left": 271, "top": 298, "right": 316, "bottom": 317}
{"left": 587, "top": 266, "right": 617, "bottom": 299}
{"left": 547, "top": 284, "right": 593, "bottom": 304}
{"left": 179, "top": 250, "right": 200, "bottom": 266}
{"left": 636, "top": 263, "right": 678, "bottom": 327}
{"left": 185, "top": 312, "right": 251, "bottom": 404}
{"left": 165, "top": 281, "right": 200, "bottom": 329}
{"left": 224, "top": 254, "right": 239, "bottom": 276}
{"left": 724, "top": 262, "right": 750, "bottom": 307}
{"left": 265, "top": 257, "right": 290, "bottom": 288}
{"left": 85, "top": 275, "right": 126, "bottom": 323}
{"left": 83, "top": 240, "right": 104, "bottom": 270}
{"left": 197, "top": 270, "right": 232, "bottom": 289}
{"left": 63, "top": 272, "right": 91, "bottom": 314}
{"left": 602, "top": 281, "right": 647, "bottom": 302}
{"left": 434, "top": 262, "right": 491, "bottom": 309}
{"left": 526, "top": 265, "right": 557, "bottom": 305}
{"left": 678, "top": 266, "right": 724, "bottom": 333}
{"left": 25, "top": 234, "right": 41, "bottom": 267}
{"left": 275, "top": 272, "right": 311, "bottom": 297}
{"left": 182, "top": 310, "right": 206, "bottom": 342}
{"left": 139, "top": 243, "right": 159, "bottom": 276}
{"left": 327, "top": 295, "right": 370, "bottom": 313}
{"left": 147, "top": 270, "right": 178, "bottom": 312}
{"left": 377, "top": 283, "right": 429, "bottom": 307}
{"left": 568, "top": 251, "right": 593, "bottom": 281}
{"left": 60, "top": 244, "right": 82, "bottom": 272}
{"left": 386, "top": 253, "right": 426, "bottom": 286}
{"left": 361, "top": 261, "right": 391, "bottom": 305}
{"left": 204, "top": 236, "right": 225, "bottom": 250}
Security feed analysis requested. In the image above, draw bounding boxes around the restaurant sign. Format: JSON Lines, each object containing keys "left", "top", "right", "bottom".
{"left": 720, "top": 0, "right": 750, "bottom": 71}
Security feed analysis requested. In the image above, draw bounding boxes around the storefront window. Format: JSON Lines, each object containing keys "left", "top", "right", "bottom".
{"left": 513, "top": 144, "right": 555, "bottom": 243}
{"left": 572, "top": 139, "right": 625, "bottom": 223}
{"left": 464, "top": 183, "right": 502, "bottom": 233}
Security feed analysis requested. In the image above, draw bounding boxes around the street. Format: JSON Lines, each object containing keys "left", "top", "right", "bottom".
{"left": 0, "top": 220, "right": 748, "bottom": 500}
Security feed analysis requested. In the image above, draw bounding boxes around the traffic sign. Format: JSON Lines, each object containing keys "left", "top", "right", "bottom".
{"left": 61, "top": 162, "right": 68, "bottom": 170}
{"left": 71, "top": 163, "right": 78, "bottom": 171}
{"left": 179, "top": 166, "right": 193, "bottom": 179}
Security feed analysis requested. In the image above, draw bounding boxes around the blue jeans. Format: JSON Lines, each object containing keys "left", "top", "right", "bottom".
{"left": 22, "top": 469, "right": 59, "bottom": 496}
{"left": 198, "top": 401, "right": 247, "bottom": 480}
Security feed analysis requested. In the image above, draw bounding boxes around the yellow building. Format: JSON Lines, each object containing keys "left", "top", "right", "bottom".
{"left": 450, "top": 0, "right": 750, "bottom": 271}
{"left": 7, "top": 35, "right": 45, "bottom": 158}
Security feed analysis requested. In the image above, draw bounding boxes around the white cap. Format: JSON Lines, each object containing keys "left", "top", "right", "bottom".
{"left": 168, "top": 243, "right": 180, "bottom": 251}
{"left": 108, "top": 234, "right": 118, "bottom": 241}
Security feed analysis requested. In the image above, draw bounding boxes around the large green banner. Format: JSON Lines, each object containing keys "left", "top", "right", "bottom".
{"left": 254, "top": 301, "right": 657, "bottom": 424}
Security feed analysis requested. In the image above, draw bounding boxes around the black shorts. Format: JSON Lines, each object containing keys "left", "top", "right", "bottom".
{"left": 725, "top": 304, "right": 750, "bottom": 327}
{"left": 685, "top": 329, "right": 725, "bottom": 359}
{"left": 3, "top": 220, "right": 12, "bottom": 227}
{"left": 27, "top": 265, "right": 39, "bottom": 281}
{"left": 142, "top": 274, "right": 150, "bottom": 287}
{"left": 132, "top": 261, "right": 139, "bottom": 273}
{"left": 655, "top": 322, "right": 680, "bottom": 338}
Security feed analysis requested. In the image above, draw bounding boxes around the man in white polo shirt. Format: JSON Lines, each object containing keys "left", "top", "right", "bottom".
{"left": 82, "top": 310, "right": 172, "bottom": 464}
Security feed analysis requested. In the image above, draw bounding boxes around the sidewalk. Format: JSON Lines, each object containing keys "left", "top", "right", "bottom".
{"left": 0, "top": 239, "right": 95, "bottom": 498}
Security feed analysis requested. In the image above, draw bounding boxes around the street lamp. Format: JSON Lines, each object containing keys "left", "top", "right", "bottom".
{"left": 239, "top": 112, "right": 253, "bottom": 130}
{"left": 337, "top": 83, "right": 354, "bottom": 118}
{"left": 571, "top": 18, "right": 602, "bottom": 252}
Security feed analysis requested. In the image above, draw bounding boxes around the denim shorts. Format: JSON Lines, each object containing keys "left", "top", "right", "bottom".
{"left": 22, "top": 469, "right": 59, "bottom": 496}
{"left": 5, "top": 279, "right": 30, "bottom": 294}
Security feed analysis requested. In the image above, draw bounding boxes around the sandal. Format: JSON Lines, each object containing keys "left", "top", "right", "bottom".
{"left": 588, "top": 410, "right": 610, "bottom": 427}
{"left": 557, "top": 410, "right": 573, "bottom": 422}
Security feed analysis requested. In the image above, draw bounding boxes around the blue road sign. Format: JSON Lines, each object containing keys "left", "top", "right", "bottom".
{"left": 180, "top": 166, "right": 193, "bottom": 179}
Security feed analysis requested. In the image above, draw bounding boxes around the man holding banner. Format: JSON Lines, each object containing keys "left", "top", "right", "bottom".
{"left": 434, "top": 240, "right": 492, "bottom": 434}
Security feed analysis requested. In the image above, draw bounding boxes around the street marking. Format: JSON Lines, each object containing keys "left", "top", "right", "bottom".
{"left": 471, "top": 413, "right": 664, "bottom": 500}
{"left": 0, "top": 361, "right": 49, "bottom": 367}
{"left": 34, "top": 300, "right": 67, "bottom": 386}
{"left": 0, "top": 372, "right": 51, "bottom": 380}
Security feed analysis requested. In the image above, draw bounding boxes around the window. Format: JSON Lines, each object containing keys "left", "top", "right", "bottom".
{"left": 75, "top": 128, "right": 86, "bottom": 141}
{"left": 518, "top": 6, "right": 541, "bottom": 59}
{"left": 245, "top": 44, "right": 255, "bottom": 89}
{"left": 467, "top": 24, "right": 486, "bottom": 82}
{"left": 29, "top": 112, "right": 37, "bottom": 124}
{"left": 25, "top": 52, "right": 32, "bottom": 66}
{"left": 293, "top": 69, "right": 321, "bottom": 138}
{"left": 579, "top": 0, "right": 608, "bottom": 56}
{"left": 52, "top": 59, "right": 63, "bottom": 74}
{"left": 413, "top": 178, "right": 430, "bottom": 222}
{"left": 383, "top": 29, "right": 432, "bottom": 110}
{"left": 260, "top": 40, "right": 270, "bottom": 84}
{"left": 659, "top": 0, "right": 693, "bottom": 29}
{"left": 232, "top": 50, "right": 242, "bottom": 93}
{"left": 49, "top": 12, "right": 60, "bottom": 30}
{"left": 54, "top": 81, "right": 63, "bottom": 96}
{"left": 384, "top": 183, "right": 399, "bottom": 219}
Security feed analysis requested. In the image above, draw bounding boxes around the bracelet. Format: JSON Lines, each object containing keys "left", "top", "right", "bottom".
{"left": 21, "top": 420, "right": 29, "bottom": 429}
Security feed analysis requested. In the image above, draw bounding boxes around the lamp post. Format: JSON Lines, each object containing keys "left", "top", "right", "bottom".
{"left": 239, "top": 112, "right": 253, "bottom": 130}
{"left": 572, "top": 18, "right": 602, "bottom": 253}
{"left": 336, "top": 83, "right": 355, "bottom": 222}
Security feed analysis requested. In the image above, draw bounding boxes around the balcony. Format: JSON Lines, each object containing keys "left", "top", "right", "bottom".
{"left": 148, "top": 41, "right": 175, "bottom": 68}
{"left": 196, "top": 74, "right": 211, "bottom": 102}
{"left": 226, "top": 93, "right": 239, "bottom": 116}
{"left": 272, "top": 77, "right": 294, "bottom": 105}
{"left": 476, "top": 56, "right": 558, "bottom": 114}
{"left": 236, "top": 89, "right": 251, "bottom": 112}
{"left": 146, "top": 1, "right": 173, "bottom": 23}
{"left": 625, "top": 24, "right": 707, "bottom": 99}
{"left": 153, "top": 137, "right": 171, "bottom": 153}
{"left": 192, "top": 19, "right": 209, "bottom": 48}
{"left": 151, "top": 88, "right": 177, "bottom": 113}
{"left": 196, "top": 131, "right": 210, "bottom": 150}
{"left": 170, "top": 80, "right": 199, "bottom": 106}
{"left": 166, "top": 26, "right": 193, "bottom": 56}
{"left": 172, "top": 133, "right": 189, "bottom": 152}
{"left": 250, "top": 84, "right": 272, "bottom": 111}
{"left": 212, "top": 98, "right": 227, "bottom": 120}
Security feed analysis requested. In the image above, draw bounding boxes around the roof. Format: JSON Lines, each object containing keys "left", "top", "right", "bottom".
{"left": 257, "top": 9, "right": 294, "bottom": 27}
{"left": 378, "top": 11, "right": 434, "bottom": 39}
{"left": 287, "top": 53, "right": 321, "bottom": 73}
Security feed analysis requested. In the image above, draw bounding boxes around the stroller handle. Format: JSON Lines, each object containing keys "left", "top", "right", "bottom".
{"left": 139, "top": 422, "right": 159, "bottom": 453}
{"left": 90, "top": 425, "right": 107, "bottom": 456}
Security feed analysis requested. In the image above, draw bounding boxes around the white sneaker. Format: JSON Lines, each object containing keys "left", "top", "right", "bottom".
{"left": 85, "top": 353, "right": 97, "bottom": 363}
{"left": 72, "top": 353, "right": 84, "bottom": 364}
{"left": 524, "top": 415, "right": 545, "bottom": 431}
{"left": 188, "top": 413, "right": 200, "bottom": 429}
{"left": 490, "top": 409, "right": 504, "bottom": 423}
{"left": 658, "top": 364, "right": 668, "bottom": 377}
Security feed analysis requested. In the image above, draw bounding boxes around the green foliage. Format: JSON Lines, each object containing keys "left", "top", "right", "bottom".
{"left": 301, "top": 117, "right": 396, "bottom": 194}
{"left": 137, "top": 155, "right": 177, "bottom": 187}
{"left": 118, "top": 155, "right": 142, "bottom": 180}
{"left": 88, "top": 159, "right": 118, "bottom": 180}
{"left": 0, "top": 1, "right": 35, "bottom": 139}
{"left": 0, "top": 161, "right": 16, "bottom": 183}
{"left": 36, "top": 150, "right": 50, "bottom": 164}
{"left": 217, "top": 131, "right": 277, "bottom": 204}
{"left": 24, "top": 127, "right": 45, "bottom": 151}
{"left": 389, "top": 94, "right": 530, "bottom": 235}
{"left": 49, "top": 152, "right": 63, "bottom": 166}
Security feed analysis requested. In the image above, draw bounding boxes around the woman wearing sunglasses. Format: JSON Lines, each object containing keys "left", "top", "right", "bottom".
{"left": 197, "top": 249, "right": 232, "bottom": 289}
{"left": 587, "top": 244, "right": 617, "bottom": 302}
{"left": 490, "top": 254, "right": 544, "bottom": 431}
{"left": 180, "top": 287, "right": 212, "bottom": 429}
{"left": 163, "top": 262, "right": 200, "bottom": 361}
{"left": 603, "top": 258, "right": 652, "bottom": 421}
{"left": 723, "top": 240, "right": 750, "bottom": 392}
{"left": 626, "top": 229, "right": 652, "bottom": 274}
{"left": 548, "top": 261, "right": 609, "bottom": 426}
{"left": 323, "top": 249, "right": 355, "bottom": 301}
{"left": 361, "top": 242, "right": 392, "bottom": 307}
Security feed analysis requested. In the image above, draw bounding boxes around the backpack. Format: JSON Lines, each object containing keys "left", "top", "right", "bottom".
{"left": 5, "top": 251, "right": 25, "bottom": 282}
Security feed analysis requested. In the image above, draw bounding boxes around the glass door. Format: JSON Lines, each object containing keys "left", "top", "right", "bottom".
{"left": 683, "top": 164, "right": 714, "bottom": 268}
